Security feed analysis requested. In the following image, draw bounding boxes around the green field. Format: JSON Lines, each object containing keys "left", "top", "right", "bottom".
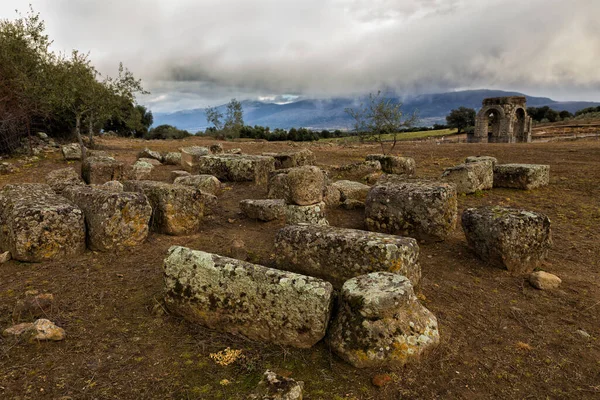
{"left": 320, "top": 128, "right": 458, "bottom": 143}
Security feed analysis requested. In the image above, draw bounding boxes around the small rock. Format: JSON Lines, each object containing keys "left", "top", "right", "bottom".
{"left": 250, "top": 370, "right": 304, "bottom": 400}
{"left": 529, "top": 271, "right": 561, "bottom": 290}
{"left": 226, "top": 148, "right": 242, "bottom": 155}
{"left": 230, "top": 239, "right": 248, "bottom": 261}
{"left": 576, "top": 329, "right": 591, "bottom": 339}
{"left": 0, "top": 251, "right": 11, "bottom": 263}
{"left": 3, "top": 319, "right": 66, "bottom": 342}
{"left": 372, "top": 374, "right": 393, "bottom": 388}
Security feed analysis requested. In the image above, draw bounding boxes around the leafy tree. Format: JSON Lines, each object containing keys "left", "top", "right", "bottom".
{"left": 345, "top": 91, "right": 418, "bottom": 154}
{"left": 559, "top": 110, "right": 573, "bottom": 120}
{"left": 145, "top": 124, "right": 190, "bottom": 140}
{"left": 445, "top": 107, "right": 475, "bottom": 134}
{"left": 223, "top": 98, "right": 244, "bottom": 138}
{"left": 205, "top": 106, "right": 223, "bottom": 130}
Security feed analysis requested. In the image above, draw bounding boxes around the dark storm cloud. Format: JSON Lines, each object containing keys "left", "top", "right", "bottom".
{"left": 1, "top": 0, "right": 598, "bottom": 111}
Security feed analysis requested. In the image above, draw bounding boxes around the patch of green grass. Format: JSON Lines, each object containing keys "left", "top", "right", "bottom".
{"left": 320, "top": 128, "right": 458, "bottom": 143}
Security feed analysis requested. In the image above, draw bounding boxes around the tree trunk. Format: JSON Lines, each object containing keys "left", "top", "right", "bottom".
{"left": 88, "top": 113, "right": 94, "bottom": 148}
{"left": 75, "top": 113, "right": 87, "bottom": 164}
{"left": 26, "top": 118, "right": 33, "bottom": 156}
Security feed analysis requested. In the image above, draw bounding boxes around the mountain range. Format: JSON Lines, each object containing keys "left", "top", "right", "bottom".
{"left": 152, "top": 89, "right": 600, "bottom": 132}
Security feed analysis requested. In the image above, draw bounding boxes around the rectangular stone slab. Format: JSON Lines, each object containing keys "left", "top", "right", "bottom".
{"left": 0, "top": 184, "right": 85, "bottom": 262}
{"left": 493, "top": 164, "right": 550, "bottom": 190}
{"left": 163, "top": 246, "right": 334, "bottom": 348}
{"left": 189, "top": 154, "right": 275, "bottom": 185}
{"left": 82, "top": 156, "right": 124, "bottom": 184}
{"left": 275, "top": 224, "right": 421, "bottom": 288}
{"left": 62, "top": 186, "right": 152, "bottom": 252}
{"left": 441, "top": 162, "right": 493, "bottom": 194}
{"left": 365, "top": 180, "right": 457, "bottom": 241}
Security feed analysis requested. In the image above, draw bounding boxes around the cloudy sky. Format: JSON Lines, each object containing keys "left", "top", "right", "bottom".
{"left": 1, "top": 0, "right": 599, "bottom": 112}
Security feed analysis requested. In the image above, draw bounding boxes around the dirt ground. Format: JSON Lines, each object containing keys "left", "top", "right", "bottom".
{"left": 1, "top": 135, "right": 599, "bottom": 399}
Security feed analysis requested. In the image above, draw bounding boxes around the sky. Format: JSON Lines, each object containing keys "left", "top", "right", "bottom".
{"left": 1, "top": 0, "right": 599, "bottom": 112}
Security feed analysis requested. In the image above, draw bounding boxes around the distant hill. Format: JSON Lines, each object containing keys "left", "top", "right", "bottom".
{"left": 152, "top": 89, "right": 600, "bottom": 132}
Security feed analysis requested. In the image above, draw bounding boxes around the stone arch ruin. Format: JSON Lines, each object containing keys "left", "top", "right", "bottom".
{"left": 469, "top": 96, "right": 532, "bottom": 143}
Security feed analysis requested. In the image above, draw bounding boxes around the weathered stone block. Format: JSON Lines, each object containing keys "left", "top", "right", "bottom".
{"left": 331, "top": 180, "right": 370, "bottom": 204}
{"left": 123, "top": 181, "right": 207, "bottom": 235}
{"left": 82, "top": 156, "right": 124, "bottom": 184}
{"left": 190, "top": 154, "right": 275, "bottom": 185}
{"left": 61, "top": 143, "right": 83, "bottom": 161}
{"left": 174, "top": 174, "right": 221, "bottom": 195}
{"left": 286, "top": 202, "right": 328, "bottom": 225}
{"left": 465, "top": 155, "right": 498, "bottom": 167}
{"left": 163, "top": 246, "right": 334, "bottom": 348}
{"left": 366, "top": 154, "right": 416, "bottom": 176}
{"left": 137, "top": 157, "right": 162, "bottom": 166}
{"left": 63, "top": 186, "right": 152, "bottom": 251}
{"left": 210, "top": 143, "right": 223, "bottom": 154}
{"left": 265, "top": 148, "right": 316, "bottom": 169}
{"left": 180, "top": 146, "right": 210, "bottom": 171}
{"left": 461, "top": 206, "right": 552, "bottom": 273}
{"left": 268, "top": 166, "right": 325, "bottom": 205}
{"left": 323, "top": 184, "right": 342, "bottom": 207}
{"left": 441, "top": 162, "right": 493, "bottom": 194}
{"left": 240, "top": 199, "right": 286, "bottom": 221}
{"left": 365, "top": 181, "right": 457, "bottom": 241}
{"left": 139, "top": 148, "right": 163, "bottom": 162}
{"left": 163, "top": 152, "right": 182, "bottom": 165}
{"left": 493, "top": 164, "right": 550, "bottom": 190}
{"left": 275, "top": 225, "right": 420, "bottom": 288}
{"left": 46, "top": 168, "right": 85, "bottom": 194}
{"left": 0, "top": 184, "right": 85, "bottom": 262}
{"left": 328, "top": 272, "right": 439, "bottom": 368}
{"left": 130, "top": 160, "right": 154, "bottom": 180}
{"left": 170, "top": 170, "right": 191, "bottom": 182}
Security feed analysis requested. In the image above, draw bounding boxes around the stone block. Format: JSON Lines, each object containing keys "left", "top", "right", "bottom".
{"left": 365, "top": 181, "right": 457, "bottom": 241}
{"left": 461, "top": 206, "right": 552, "bottom": 273}
{"left": 0, "top": 184, "right": 85, "bottom": 262}
{"left": 366, "top": 154, "right": 416, "bottom": 176}
{"left": 130, "top": 160, "right": 154, "bottom": 180}
{"left": 163, "top": 246, "right": 334, "bottom": 348}
{"left": 138, "top": 148, "right": 163, "bottom": 162}
{"left": 210, "top": 143, "right": 224, "bottom": 154}
{"left": 265, "top": 148, "right": 316, "bottom": 169}
{"left": 441, "top": 162, "right": 493, "bottom": 194}
{"left": 63, "top": 186, "right": 152, "bottom": 251}
{"left": 190, "top": 154, "right": 275, "bottom": 185}
{"left": 138, "top": 157, "right": 162, "bottom": 166}
{"left": 180, "top": 146, "right": 210, "bottom": 171}
{"left": 170, "top": 170, "right": 191, "bottom": 182}
{"left": 328, "top": 272, "right": 440, "bottom": 368}
{"left": 240, "top": 199, "right": 286, "bottom": 221}
{"left": 268, "top": 166, "right": 325, "bottom": 205}
{"left": 286, "top": 202, "right": 328, "bottom": 225}
{"left": 493, "top": 164, "right": 550, "bottom": 190}
{"left": 82, "top": 156, "right": 124, "bottom": 184}
{"left": 61, "top": 143, "right": 83, "bottom": 161}
{"left": 174, "top": 174, "right": 221, "bottom": 195}
{"left": 46, "top": 167, "right": 85, "bottom": 194}
{"left": 275, "top": 225, "right": 420, "bottom": 288}
{"left": 465, "top": 155, "right": 498, "bottom": 167}
{"left": 163, "top": 152, "right": 182, "bottom": 165}
{"left": 123, "top": 181, "right": 207, "bottom": 235}
{"left": 331, "top": 180, "right": 370, "bottom": 204}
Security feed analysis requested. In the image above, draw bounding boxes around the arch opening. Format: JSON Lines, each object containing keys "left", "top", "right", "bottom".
{"left": 513, "top": 108, "right": 526, "bottom": 142}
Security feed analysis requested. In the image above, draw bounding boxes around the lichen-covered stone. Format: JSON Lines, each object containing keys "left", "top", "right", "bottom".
{"left": 180, "top": 146, "right": 210, "bottom": 170}
{"left": 100, "top": 180, "right": 124, "bottom": 192}
{"left": 3, "top": 318, "right": 66, "bottom": 342}
{"left": 174, "top": 174, "right": 222, "bottom": 195}
{"left": 328, "top": 272, "right": 439, "bottom": 368}
{"left": 82, "top": 156, "right": 124, "bottom": 184}
{"left": 61, "top": 143, "right": 83, "bottom": 161}
{"left": 226, "top": 148, "right": 242, "bottom": 154}
{"left": 123, "top": 181, "right": 207, "bottom": 235}
{"left": 331, "top": 180, "right": 370, "bottom": 204}
{"left": 323, "top": 185, "right": 342, "bottom": 207}
{"left": 493, "top": 164, "right": 550, "bottom": 190}
{"left": 46, "top": 167, "right": 85, "bottom": 194}
{"left": 250, "top": 370, "right": 304, "bottom": 400}
{"left": 331, "top": 161, "right": 382, "bottom": 179}
{"left": 0, "top": 184, "right": 85, "bottom": 262}
{"left": 130, "top": 160, "right": 154, "bottom": 180}
{"left": 138, "top": 157, "right": 162, "bottom": 166}
{"left": 170, "top": 170, "right": 191, "bottom": 182}
{"left": 441, "top": 162, "right": 493, "bottom": 194}
{"left": 240, "top": 199, "right": 286, "bottom": 221}
{"left": 462, "top": 206, "right": 552, "bottom": 273}
{"left": 87, "top": 149, "right": 110, "bottom": 158}
{"left": 163, "top": 246, "right": 334, "bottom": 348}
{"left": 465, "top": 155, "right": 498, "bottom": 167}
{"left": 275, "top": 225, "right": 420, "bottom": 288}
{"left": 366, "top": 154, "right": 416, "bottom": 176}
{"left": 265, "top": 148, "right": 316, "bottom": 169}
{"left": 210, "top": 143, "right": 224, "bottom": 154}
{"left": 268, "top": 166, "right": 325, "bottom": 205}
{"left": 286, "top": 202, "right": 328, "bottom": 225}
{"left": 365, "top": 181, "right": 457, "bottom": 241}
{"left": 163, "top": 152, "right": 182, "bottom": 165}
{"left": 139, "top": 148, "right": 163, "bottom": 162}
{"left": 63, "top": 186, "right": 152, "bottom": 251}
{"left": 189, "top": 154, "right": 275, "bottom": 185}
